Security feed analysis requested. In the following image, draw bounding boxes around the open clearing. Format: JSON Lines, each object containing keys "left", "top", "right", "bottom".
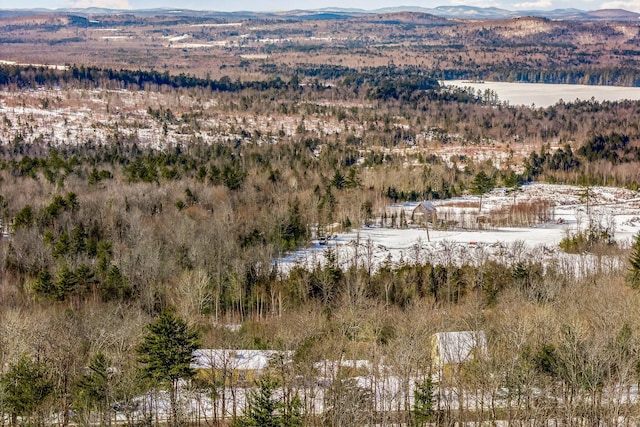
{"left": 445, "top": 80, "right": 640, "bottom": 107}
{"left": 278, "top": 183, "right": 640, "bottom": 274}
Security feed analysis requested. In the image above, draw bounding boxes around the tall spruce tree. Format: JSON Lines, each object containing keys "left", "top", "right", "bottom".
{"left": 470, "top": 171, "right": 495, "bottom": 212}
{"left": 628, "top": 232, "right": 640, "bottom": 288}
{"left": 239, "top": 376, "right": 281, "bottom": 427}
{"left": 236, "top": 375, "right": 302, "bottom": 427}
{"left": 1, "top": 355, "right": 53, "bottom": 426}
{"left": 413, "top": 376, "right": 436, "bottom": 426}
{"left": 75, "top": 352, "right": 111, "bottom": 425}
{"left": 136, "top": 310, "right": 200, "bottom": 427}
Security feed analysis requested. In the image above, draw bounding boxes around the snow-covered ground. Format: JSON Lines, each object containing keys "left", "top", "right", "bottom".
{"left": 445, "top": 80, "right": 640, "bottom": 107}
{"left": 276, "top": 183, "right": 640, "bottom": 275}
{"left": 106, "top": 376, "right": 640, "bottom": 422}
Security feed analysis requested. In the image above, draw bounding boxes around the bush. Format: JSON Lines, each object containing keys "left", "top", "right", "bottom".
{"left": 559, "top": 223, "right": 615, "bottom": 254}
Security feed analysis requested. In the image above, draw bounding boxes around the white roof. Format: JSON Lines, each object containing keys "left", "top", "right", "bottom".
{"left": 191, "top": 349, "right": 291, "bottom": 371}
{"left": 433, "top": 331, "right": 487, "bottom": 365}
{"left": 418, "top": 200, "right": 437, "bottom": 212}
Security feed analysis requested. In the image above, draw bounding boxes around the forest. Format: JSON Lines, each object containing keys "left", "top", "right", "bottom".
{"left": 2, "top": 20, "right": 640, "bottom": 425}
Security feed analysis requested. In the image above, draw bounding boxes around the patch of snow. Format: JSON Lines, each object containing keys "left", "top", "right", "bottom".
{"left": 276, "top": 183, "right": 640, "bottom": 275}
{"left": 444, "top": 80, "right": 640, "bottom": 108}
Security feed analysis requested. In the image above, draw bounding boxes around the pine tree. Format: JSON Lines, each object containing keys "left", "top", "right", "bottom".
{"left": 470, "top": 171, "right": 495, "bottom": 212}
{"left": 33, "top": 269, "right": 54, "bottom": 297}
{"left": 75, "top": 352, "right": 111, "bottom": 425}
{"left": 282, "top": 392, "right": 302, "bottom": 427}
{"left": 503, "top": 171, "right": 523, "bottom": 210}
{"left": 12, "top": 205, "right": 33, "bottom": 231}
{"left": 55, "top": 264, "right": 77, "bottom": 300}
{"left": 1, "top": 355, "right": 53, "bottom": 426}
{"left": 236, "top": 375, "right": 301, "bottom": 427}
{"left": 414, "top": 376, "right": 436, "bottom": 426}
{"left": 239, "top": 376, "right": 280, "bottom": 427}
{"left": 331, "top": 170, "right": 346, "bottom": 190}
{"left": 578, "top": 184, "right": 595, "bottom": 221}
{"left": 628, "top": 232, "right": 640, "bottom": 289}
{"left": 136, "top": 310, "right": 201, "bottom": 427}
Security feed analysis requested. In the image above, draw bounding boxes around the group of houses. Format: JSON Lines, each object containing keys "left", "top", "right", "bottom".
{"left": 190, "top": 330, "right": 487, "bottom": 385}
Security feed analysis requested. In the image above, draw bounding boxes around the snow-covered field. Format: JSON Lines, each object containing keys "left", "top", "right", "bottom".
{"left": 277, "top": 183, "right": 640, "bottom": 275}
{"left": 445, "top": 80, "right": 640, "bottom": 107}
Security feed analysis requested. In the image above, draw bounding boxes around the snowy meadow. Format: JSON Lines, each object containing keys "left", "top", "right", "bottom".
{"left": 445, "top": 80, "right": 640, "bottom": 107}
{"left": 277, "top": 183, "right": 640, "bottom": 276}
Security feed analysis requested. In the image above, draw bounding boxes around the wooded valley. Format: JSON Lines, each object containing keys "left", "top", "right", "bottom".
{"left": 2, "top": 9, "right": 640, "bottom": 426}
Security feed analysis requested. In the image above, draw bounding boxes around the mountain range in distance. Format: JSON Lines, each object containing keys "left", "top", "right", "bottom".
{"left": 1, "top": 5, "right": 639, "bottom": 21}
{"left": 314, "top": 5, "right": 640, "bottom": 20}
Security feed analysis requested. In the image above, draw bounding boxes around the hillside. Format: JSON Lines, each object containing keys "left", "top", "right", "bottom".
{"left": 1, "top": 10, "right": 640, "bottom": 83}
{"left": 2, "top": 7, "right": 640, "bottom": 427}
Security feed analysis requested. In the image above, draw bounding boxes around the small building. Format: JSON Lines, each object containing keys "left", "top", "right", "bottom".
{"left": 412, "top": 200, "right": 437, "bottom": 224}
{"left": 430, "top": 331, "right": 487, "bottom": 381}
{"left": 191, "top": 349, "right": 292, "bottom": 386}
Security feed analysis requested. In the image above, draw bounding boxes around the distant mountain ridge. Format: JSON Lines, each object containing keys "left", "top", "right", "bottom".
{"left": 319, "top": 5, "right": 640, "bottom": 20}
{"left": 1, "top": 5, "right": 639, "bottom": 21}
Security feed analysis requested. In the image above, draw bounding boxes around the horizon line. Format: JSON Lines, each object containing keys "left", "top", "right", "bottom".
{"left": 0, "top": 5, "right": 633, "bottom": 13}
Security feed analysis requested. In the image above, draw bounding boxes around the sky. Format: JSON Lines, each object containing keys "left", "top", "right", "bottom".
{"left": 2, "top": 0, "right": 640, "bottom": 14}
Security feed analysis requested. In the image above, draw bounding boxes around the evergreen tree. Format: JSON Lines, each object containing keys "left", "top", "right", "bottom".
{"left": 628, "top": 232, "right": 640, "bottom": 289}
{"left": 470, "top": 170, "right": 495, "bottom": 212}
{"left": 75, "top": 352, "right": 111, "bottom": 425}
{"left": 238, "top": 376, "right": 280, "bottom": 427}
{"left": 345, "top": 166, "right": 362, "bottom": 189}
{"left": 71, "top": 225, "right": 87, "bottom": 254}
{"left": 12, "top": 205, "right": 33, "bottom": 231}
{"left": 33, "top": 269, "right": 54, "bottom": 297}
{"left": 504, "top": 171, "right": 524, "bottom": 223}
{"left": 282, "top": 393, "right": 302, "bottom": 427}
{"left": 331, "top": 170, "right": 346, "bottom": 190}
{"left": 413, "top": 376, "right": 436, "bottom": 426}
{"left": 56, "top": 264, "right": 78, "bottom": 300}
{"left": 578, "top": 184, "right": 595, "bottom": 223}
{"left": 236, "top": 375, "right": 302, "bottom": 427}
{"left": 102, "top": 265, "right": 130, "bottom": 301}
{"left": 52, "top": 231, "right": 71, "bottom": 259}
{"left": 280, "top": 199, "right": 307, "bottom": 250}
{"left": 1, "top": 355, "right": 53, "bottom": 426}
{"left": 136, "top": 310, "right": 200, "bottom": 427}
{"left": 503, "top": 171, "right": 523, "bottom": 201}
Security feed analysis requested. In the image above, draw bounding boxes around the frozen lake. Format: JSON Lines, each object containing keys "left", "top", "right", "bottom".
{"left": 444, "top": 80, "right": 640, "bottom": 107}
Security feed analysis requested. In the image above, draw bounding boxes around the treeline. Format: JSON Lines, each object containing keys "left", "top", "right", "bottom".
{"left": 0, "top": 63, "right": 441, "bottom": 97}
{"left": 5, "top": 63, "right": 640, "bottom": 192}
{"left": 0, "top": 139, "right": 456, "bottom": 314}
{"left": 0, "top": 132, "right": 626, "bottom": 322}
{"left": 0, "top": 64, "right": 291, "bottom": 92}
{"left": 283, "top": 63, "right": 640, "bottom": 89}
{"left": 437, "top": 65, "right": 640, "bottom": 87}
{"left": 523, "top": 132, "right": 640, "bottom": 187}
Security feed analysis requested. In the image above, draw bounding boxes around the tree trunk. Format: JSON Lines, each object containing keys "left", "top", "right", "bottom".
{"left": 170, "top": 380, "right": 178, "bottom": 427}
